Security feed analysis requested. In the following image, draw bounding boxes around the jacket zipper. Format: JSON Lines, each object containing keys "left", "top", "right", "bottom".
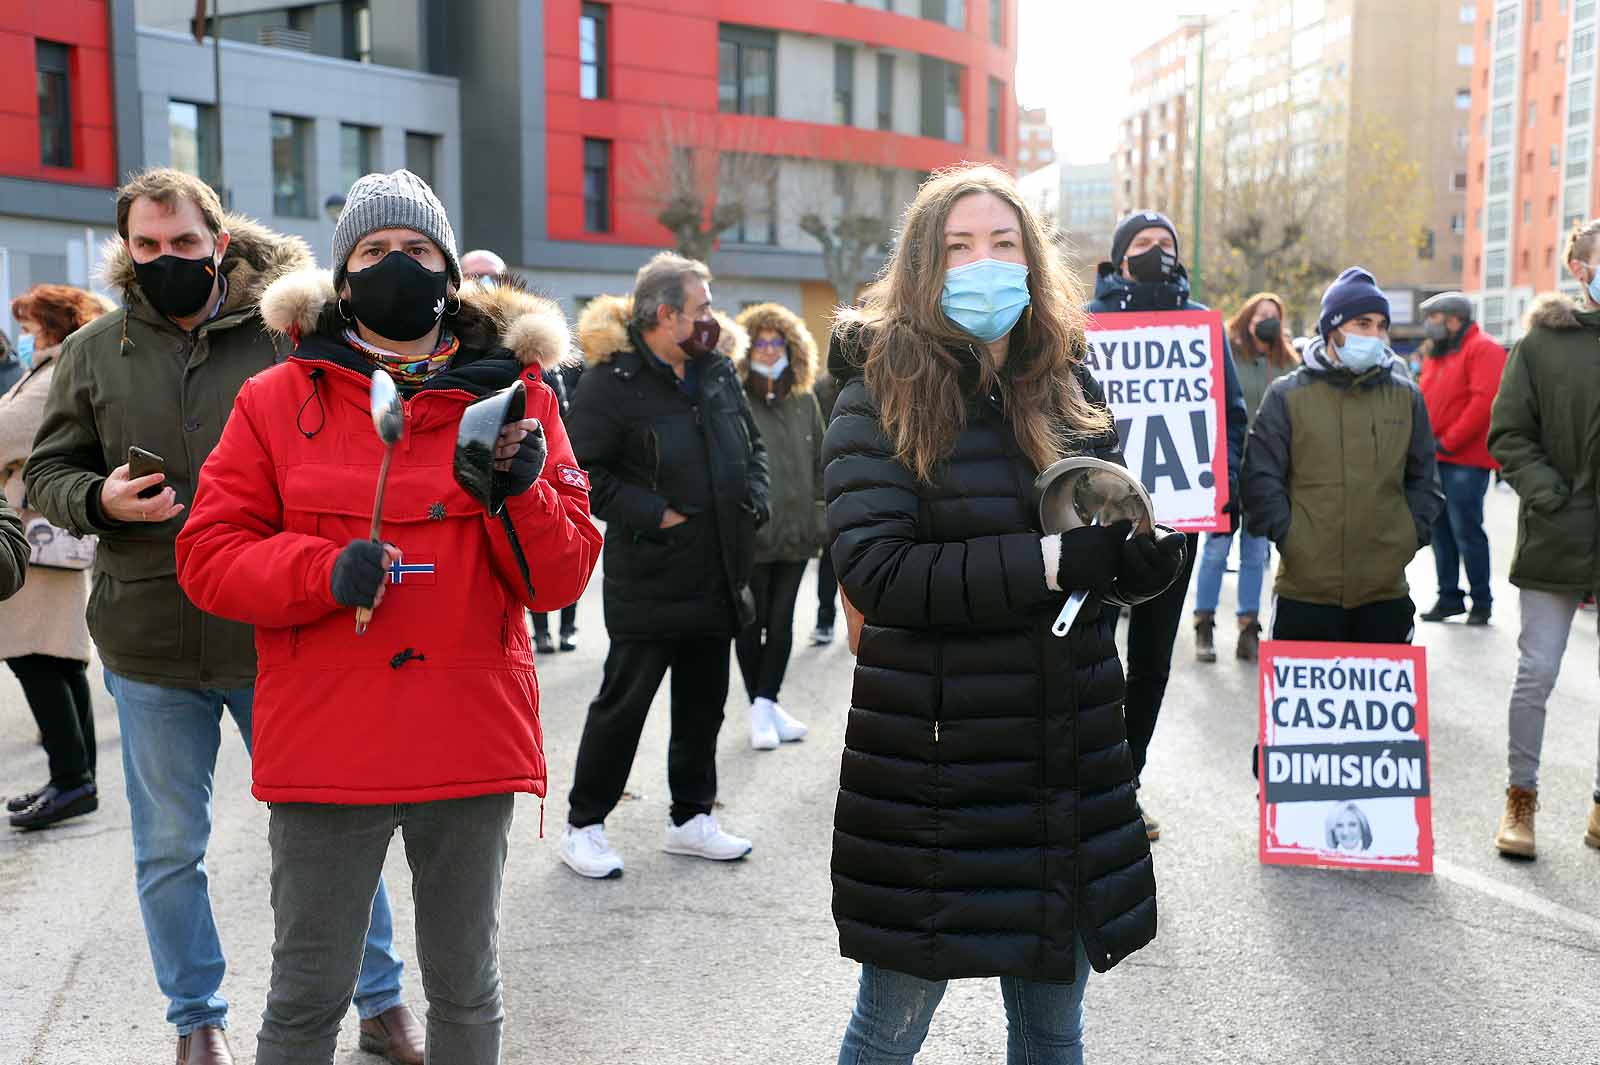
{"left": 649, "top": 428, "right": 662, "bottom": 492}
{"left": 933, "top": 720, "right": 940, "bottom": 742}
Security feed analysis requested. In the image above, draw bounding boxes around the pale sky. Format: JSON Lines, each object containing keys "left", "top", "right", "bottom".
{"left": 1016, "top": 0, "right": 1238, "bottom": 166}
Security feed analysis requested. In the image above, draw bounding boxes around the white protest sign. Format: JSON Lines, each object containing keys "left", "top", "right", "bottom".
{"left": 1083, "top": 310, "right": 1228, "bottom": 532}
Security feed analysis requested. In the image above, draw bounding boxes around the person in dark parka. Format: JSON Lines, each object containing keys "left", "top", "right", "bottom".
{"left": 826, "top": 165, "right": 1184, "bottom": 1065}
{"left": 1085, "top": 210, "right": 1249, "bottom": 841}
{"left": 0, "top": 496, "right": 26, "bottom": 601}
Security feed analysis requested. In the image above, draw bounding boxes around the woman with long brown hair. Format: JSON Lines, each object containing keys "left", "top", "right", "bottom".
{"left": 1192, "top": 291, "right": 1299, "bottom": 663}
{"left": 823, "top": 164, "right": 1185, "bottom": 1064}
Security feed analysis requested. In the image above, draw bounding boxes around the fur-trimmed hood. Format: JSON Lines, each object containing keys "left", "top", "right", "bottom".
{"left": 575, "top": 293, "right": 747, "bottom": 367}
{"left": 733, "top": 302, "right": 818, "bottom": 394}
{"left": 98, "top": 212, "right": 314, "bottom": 317}
{"left": 1523, "top": 292, "right": 1592, "bottom": 332}
{"left": 258, "top": 270, "right": 573, "bottom": 370}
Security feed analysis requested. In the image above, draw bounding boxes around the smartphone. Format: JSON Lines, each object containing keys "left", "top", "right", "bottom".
{"left": 127, "top": 446, "right": 167, "bottom": 499}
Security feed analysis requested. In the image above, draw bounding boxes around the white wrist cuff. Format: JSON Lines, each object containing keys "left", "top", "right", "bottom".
{"left": 1041, "top": 533, "right": 1062, "bottom": 592}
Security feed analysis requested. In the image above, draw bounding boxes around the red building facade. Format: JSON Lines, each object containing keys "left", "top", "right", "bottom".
{"left": 0, "top": 0, "right": 117, "bottom": 190}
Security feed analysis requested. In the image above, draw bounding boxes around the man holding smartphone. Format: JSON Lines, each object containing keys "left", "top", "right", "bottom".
{"left": 24, "top": 169, "right": 424, "bottom": 1065}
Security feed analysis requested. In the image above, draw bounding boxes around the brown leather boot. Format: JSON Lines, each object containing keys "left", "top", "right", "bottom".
{"left": 1585, "top": 799, "right": 1600, "bottom": 850}
{"left": 1236, "top": 614, "right": 1261, "bottom": 661}
{"left": 175, "top": 1025, "right": 233, "bottom": 1065}
{"left": 1495, "top": 786, "right": 1538, "bottom": 859}
{"left": 1194, "top": 611, "right": 1216, "bottom": 663}
{"left": 359, "top": 1004, "right": 425, "bottom": 1065}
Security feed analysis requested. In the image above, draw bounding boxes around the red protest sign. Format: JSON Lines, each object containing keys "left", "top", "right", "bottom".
{"left": 1082, "top": 310, "right": 1229, "bottom": 532}
{"left": 1257, "top": 641, "right": 1434, "bottom": 875}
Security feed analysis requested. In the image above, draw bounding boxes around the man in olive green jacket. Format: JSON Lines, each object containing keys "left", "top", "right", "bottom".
{"left": 1242, "top": 267, "right": 1443, "bottom": 643}
{"left": 22, "top": 168, "right": 418, "bottom": 1065}
{"left": 0, "top": 495, "right": 26, "bottom": 600}
{"left": 1486, "top": 234, "right": 1600, "bottom": 859}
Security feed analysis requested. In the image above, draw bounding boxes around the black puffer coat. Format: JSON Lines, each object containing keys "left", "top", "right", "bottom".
{"left": 825, "top": 349, "right": 1157, "bottom": 983}
{"left": 568, "top": 295, "right": 769, "bottom": 639}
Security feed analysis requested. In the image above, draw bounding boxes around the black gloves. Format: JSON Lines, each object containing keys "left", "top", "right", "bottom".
{"left": 1054, "top": 520, "right": 1135, "bottom": 594}
{"left": 1224, "top": 498, "right": 1241, "bottom": 535}
{"left": 331, "top": 539, "right": 387, "bottom": 608}
{"left": 495, "top": 420, "right": 547, "bottom": 499}
{"left": 1107, "top": 527, "right": 1188, "bottom": 607}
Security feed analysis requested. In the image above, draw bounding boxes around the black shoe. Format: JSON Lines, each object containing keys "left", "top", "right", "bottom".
{"left": 1420, "top": 600, "right": 1467, "bottom": 622}
{"left": 6, "top": 785, "right": 48, "bottom": 813}
{"left": 559, "top": 633, "right": 578, "bottom": 652}
{"left": 9, "top": 783, "right": 97, "bottom": 830}
{"left": 812, "top": 624, "right": 835, "bottom": 646}
{"left": 534, "top": 633, "right": 556, "bottom": 655}
{"left": 1467, "top": 605, "right": 1492, "bottom": 626}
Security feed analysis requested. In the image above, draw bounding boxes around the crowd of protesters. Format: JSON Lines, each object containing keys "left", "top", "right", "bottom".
{"left": 2, "top": 155, "right": 1600, "bottom": 1065}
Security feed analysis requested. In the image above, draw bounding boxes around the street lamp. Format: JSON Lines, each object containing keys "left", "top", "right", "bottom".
{"left": 323, "top": 194, "right": 346, "bottom": 224}
{"left": 1180, "top": 13, "right": 1208, "bottom": 303}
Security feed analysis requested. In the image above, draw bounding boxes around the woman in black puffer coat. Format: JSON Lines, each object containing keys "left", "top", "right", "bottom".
{"left": 826, "top": 165, "right": 1184, "bottom": 1065}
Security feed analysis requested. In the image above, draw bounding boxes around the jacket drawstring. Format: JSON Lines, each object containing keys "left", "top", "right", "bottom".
{"left": 296, "top": 368, "right": 326, "bottom": 438}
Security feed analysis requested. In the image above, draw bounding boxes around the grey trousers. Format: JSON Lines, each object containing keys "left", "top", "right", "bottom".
{"left": 255, "top": 794, "right": 515, "bottom": 1065}
{"left": 1507, "top": 588, "right": 1600, "bottom": 792}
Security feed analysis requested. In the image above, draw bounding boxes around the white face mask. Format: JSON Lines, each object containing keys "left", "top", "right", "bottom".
{"left": 751, "top": 355, "right": 789, "bottom": 379}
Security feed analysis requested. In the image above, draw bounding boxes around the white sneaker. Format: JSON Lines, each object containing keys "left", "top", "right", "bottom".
{"left": 559, "top": 823, "right": 624, "bottom": 879}
{"left": 750, "top": 699, "right": 780, "bottom": 750}
{"left": 663, "top": 813, "right": 752, "bottom": 861}
{"left": 769, "top": 701, "right": 808, "bottom": 743}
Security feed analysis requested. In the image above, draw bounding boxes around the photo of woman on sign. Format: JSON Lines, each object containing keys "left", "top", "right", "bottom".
{"left": 1325, "top": 802, "right": 1374, "bottom": 852}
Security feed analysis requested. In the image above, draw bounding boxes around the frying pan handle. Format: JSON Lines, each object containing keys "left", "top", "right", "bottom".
{"left": 1052, "top": 590, "right": 1088, "bottom": 637}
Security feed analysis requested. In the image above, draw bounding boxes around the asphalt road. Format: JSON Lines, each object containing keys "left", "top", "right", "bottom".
{"left": 4, "top": 484, "right": 1599, "bottom": 1065}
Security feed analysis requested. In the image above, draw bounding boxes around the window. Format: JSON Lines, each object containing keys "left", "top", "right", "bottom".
{"left": 36, "top": 40, "right": 71, "bottom": 168}
{"left": 1459, "top": 1, "right": 1476, "bottom": 20}
{"left": 346, "top": 0, "right": 372, "bottom": 62}
{"left": 580, "top": 3, "right": 608, "bottom": 100}
{"left": 339, "top": 124, "right": 377, "bottom": 193}
{"left": 1456, "top": 127, "right": 1470, "bottom": 151}
{"left": 918, "top": 58, "right": 964, "bottom": 142}
{"left": 1451, "top": 254, "right": 1464, "bottom": 274}
{"left": 921, "top": 0, "right": 965, "bottom": 30}
{"left": 405, "top": 132, "right": 438, "bottom": 188}
{"left": 987, "top": 78, "right": 1002, "bottom": 153}
{"left": 1554, "top": 93, "right": 1563, "bottom": 116}
{"left": 719, "top": 27, "right": 775, "bottom": 116}
{"left": 1524, "top": 199, "right": 1532, "bottom": 222}
{"left": 725, "top": 155, "right": 775, "bottom": 245}
{"left": 1455, "top": 88, "right": 1471, "bottom": 109}
{"left": 834, "top": 44, "right": 855, "bottom": 125}
{"left": 1552, "top": 144, "right": 1561, "bottom": 167}
{"left": 1451, "top": 170, "right": 1468, "bottom": 191}
{"left": 169, "top": 100, "right": 218, "bottom": 190}
{"left": 1528, "top": 102, "right": 1537, "bottom": 128}
{"left": 270, "top": 115, "right": 312, "bottom": 217}
{"left": 583, "top": 138, "right": 611, "bottom": 233}
{"left": 1558, "top": 41, "right": 1566, "bottom": 63}
{"left": 990, "top": 0, "right": 1003, "bottom": 44}
{"left": 1458, "top": 43, "right": 1474, "bottom": 65}
{"left": 877, "top": 54, "right": 895, "bottom": 130}
{"left": 1450, "top": 212, "right": 1466, "bottom": 234}
{"left": 1418, "top": 228, "right": 1435, "bottom": 259}
{"left": 1549, "top": 194, "right": 1558, "bottom": 215}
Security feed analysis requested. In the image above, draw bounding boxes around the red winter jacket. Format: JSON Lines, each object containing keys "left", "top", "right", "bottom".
{"left": 176, "top": 271, "right": 601, "bottom": 805}
{"left": 1419, "top": 322, "right": 1507, "bottom": 470}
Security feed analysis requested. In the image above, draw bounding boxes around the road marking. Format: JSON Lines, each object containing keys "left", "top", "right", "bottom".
{"left": 1434, "top": 857, "right": 1600, "bottom": 940}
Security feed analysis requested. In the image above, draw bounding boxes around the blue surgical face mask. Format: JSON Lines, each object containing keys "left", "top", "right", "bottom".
{"left": 751, "top": 355, "right": 789, "bottom": 379}
{"left": 1586, "top": 268, "right": 1600, "bottom": 306}
{"left": 1335, "top": 332, "right": 1387, "bottom": 374}
{"left": 941, "top": 259, "right": 1031, "bottom": 343}
{"left": 15, "top": 332, "right": 35, "bottom": 368}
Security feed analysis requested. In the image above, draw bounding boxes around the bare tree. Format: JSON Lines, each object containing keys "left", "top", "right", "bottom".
{"left": 796, "top": 158, "right": 897, "bottom": 306}
{"left": 635, "top": 115, "right": 777, "bottom": 261}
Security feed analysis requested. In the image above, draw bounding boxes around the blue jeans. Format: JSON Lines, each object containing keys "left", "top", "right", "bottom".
{"left": 105, "top": 671, "right": 406, "bottom": 1034}
{"left": 838, "top": 938, "right": 1090, "bottom": 1065}
{"left": 1194, "top": 527, "right": 1271, "bottom": 616}
{"left": 1431, "top": 461, "right": 1493, "bottom": 608}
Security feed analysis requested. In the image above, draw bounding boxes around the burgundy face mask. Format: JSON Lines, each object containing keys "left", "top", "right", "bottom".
{"left": 681, "top": 314, "right": 722, "bottom": 358}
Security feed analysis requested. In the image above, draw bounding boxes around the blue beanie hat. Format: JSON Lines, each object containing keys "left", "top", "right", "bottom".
{"left": 1319, "top": 267, "right": 1390, "bottom": 340}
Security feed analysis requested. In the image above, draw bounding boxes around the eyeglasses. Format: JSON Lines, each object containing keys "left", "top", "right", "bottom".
{"left": 752, "top": 338, "right": 787, "bottom": 351}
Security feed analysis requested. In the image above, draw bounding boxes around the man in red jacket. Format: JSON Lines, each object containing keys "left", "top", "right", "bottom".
{"left": 1418, "top": 291, "right": 1508, "bottom": 625}
{"left": 176, "top": 170, "right": 600, "bottom": 1065}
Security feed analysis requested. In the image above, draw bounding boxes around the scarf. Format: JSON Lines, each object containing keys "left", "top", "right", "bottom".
{"left": 342, "top": 328, "right": 460, "bottom": 387}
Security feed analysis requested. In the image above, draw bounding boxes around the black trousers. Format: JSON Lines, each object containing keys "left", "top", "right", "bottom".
{"left": 1271, "top": 596, "right": 1416, "bottom": 643}
{"left": 816, "top": 546, "right": 838, "bottom": 628}
{"left": 530, "top": 604, "right": 577, "bottom": 637}
{"left": 736, "top": 560, "right": 808, "bottom": 702}
{"left": 1121, "top": 532, "right": 1199, "bottom": 782}
{"left": 567, "top": 636, "right": 731, "bottom": 828}
{"left": 6, "top": 654, "right": 95, "bottom": 789}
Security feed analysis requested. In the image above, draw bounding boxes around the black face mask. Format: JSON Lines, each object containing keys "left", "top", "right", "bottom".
{"left": 1253, "top": 318, "right": 1283, "bottom": 344}
{"left": 1126, "top": 245, "right": 1179, "bottom": 284}
{"left": 346, "top": 251, "right": 451, "bottom": 342}
{"left": 133, "top": 251, "right": 219, "bottom": 319}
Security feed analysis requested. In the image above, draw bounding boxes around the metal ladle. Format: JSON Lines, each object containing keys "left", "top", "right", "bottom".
{"left": 355, "top": 368, "right": 404, "bottom": 635}
{"left": 1032, "top": 456, "right": 1156, "bottom": 637}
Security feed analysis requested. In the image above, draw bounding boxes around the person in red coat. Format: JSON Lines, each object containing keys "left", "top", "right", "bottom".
{"left": 175, "top": 170, "right": 601, "bottom": 1065}
{"left": 1418, "top": 291, "right": 1508, "bottom": 625}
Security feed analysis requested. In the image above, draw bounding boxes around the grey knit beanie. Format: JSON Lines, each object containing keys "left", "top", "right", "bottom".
{"left": 332, "top": 169, "right": 460, "bottom": 290}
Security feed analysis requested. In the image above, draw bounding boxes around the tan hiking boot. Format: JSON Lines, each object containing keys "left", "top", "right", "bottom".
{"left": 1237, "top": 614, "right": 1261, "bottom": 661}
{"left": 1194, "top": 611, "right": 1217, "bottom": 663}
{"left": 1495, "top": 786, "right": 1538, "bottom": 859}
{"left": 1585, "top": 800, "right": 1600, "bottom": 850}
